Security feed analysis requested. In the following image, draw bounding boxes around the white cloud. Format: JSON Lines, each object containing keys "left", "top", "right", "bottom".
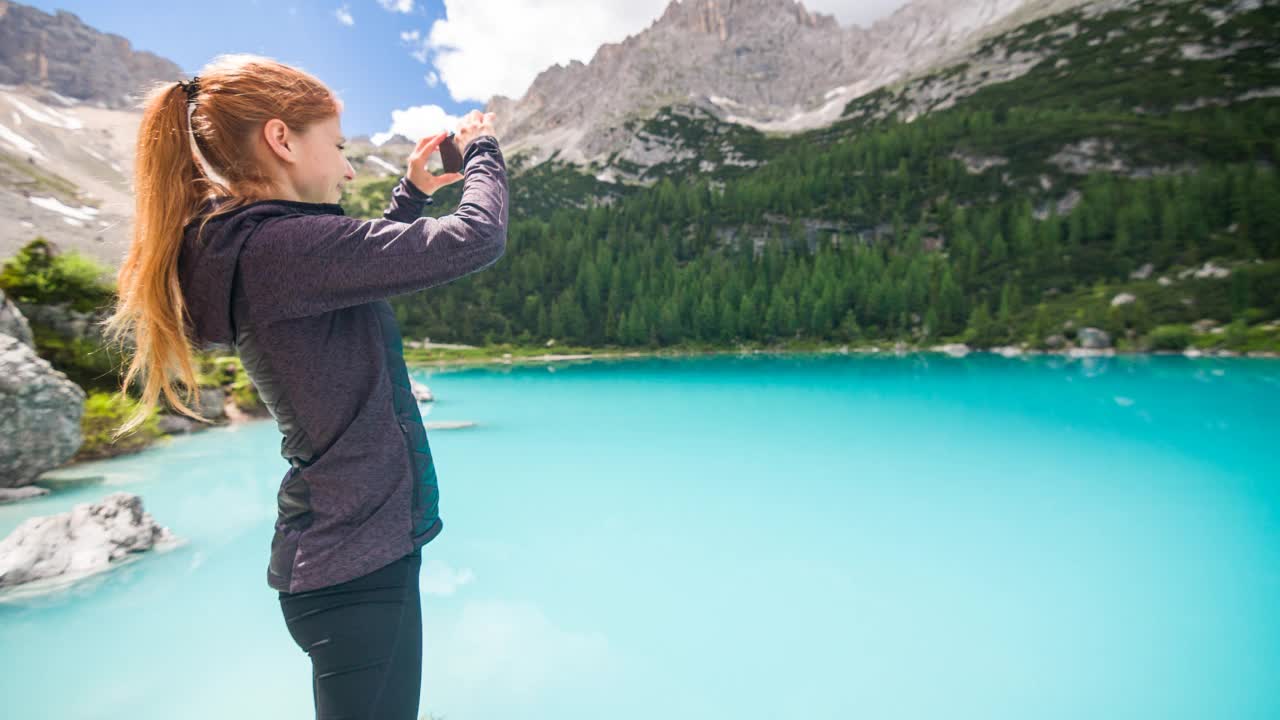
{"left": 413, "top": 0, "right": 909, "bottom": 104}
{"left": 370, "top": 103, "right": 461, "bottom": 145}
{"left": 378, "top": 0, "right": 415, "bottom": 13}
{"left": 424, "top": 70, "right": 439, "bottom": 88}
{"left": 420, "top": 559, "right": 475, "bottom": 596}
{"left": 423, "top": 0, "right": 669, "bottom": 103}
{"left": 334, "top": 4, "right": 354, "bottom": 26}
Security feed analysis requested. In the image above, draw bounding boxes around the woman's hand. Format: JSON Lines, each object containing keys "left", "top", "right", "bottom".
{"left": 453, "top": 110, "right": 497, "bottom": 153}
{"left": 406, "top": 131, "right": 463, "bottom": 196}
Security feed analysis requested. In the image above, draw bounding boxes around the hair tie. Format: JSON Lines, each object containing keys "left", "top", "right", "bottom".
{"left": 178, "top": 75, "right": 201, "bottom": 102}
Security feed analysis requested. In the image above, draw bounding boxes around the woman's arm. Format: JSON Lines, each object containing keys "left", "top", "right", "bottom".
{"left": 237, "top": 135, "right": 508, "bottom": 324}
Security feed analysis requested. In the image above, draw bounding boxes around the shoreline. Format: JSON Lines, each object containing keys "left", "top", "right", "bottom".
{"left": 404, "top": 343, "right": 1280, "bottom": 368}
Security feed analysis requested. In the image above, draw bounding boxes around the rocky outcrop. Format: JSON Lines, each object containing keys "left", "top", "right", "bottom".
{"left": 13, "top": 299, "right": 110, "bottom": 346}
{"left": 0, "top": 491, "right": 178, "bottom": 591}
{"left": 1076, "top": 327, "right": 1112, "bottom": 349}
{"left": 0, "top": 288, "right": 34, "bottom": 347}
{"left": 0, "top": 0, "right": 183, "bottom": 109}
{"left": 0, "top": 332, "right": 84, "bottom": 488}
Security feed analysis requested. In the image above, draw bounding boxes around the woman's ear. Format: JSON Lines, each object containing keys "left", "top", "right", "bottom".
{"left": 263, "top": 118, "right": 295, "bottom": 163}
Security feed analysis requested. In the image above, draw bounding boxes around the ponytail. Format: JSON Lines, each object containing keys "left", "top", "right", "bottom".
{"left": 100, "top": 81, "right": 210, "bottom": 439}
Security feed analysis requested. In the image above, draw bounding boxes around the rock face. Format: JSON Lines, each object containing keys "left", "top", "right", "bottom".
{"left": 13, "top": 300, "right": 110, "bottom": 346}
{"left": 0, "top": 332, "right": 85, "bottom": 488}
{"left": 0, "top": 491, "right": 177, "bottom": 590}
{"left": 0, "top": 0, "right": 183, "bottom": 109}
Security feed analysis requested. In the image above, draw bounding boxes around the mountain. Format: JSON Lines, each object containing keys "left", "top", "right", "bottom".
{"left": 483, "top": 0, "right": 1092, "bottom": 177}
{"left": 0, "top": 0, "right": 182, "bottom": 109}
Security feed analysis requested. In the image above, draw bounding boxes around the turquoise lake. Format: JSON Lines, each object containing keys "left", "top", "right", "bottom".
{"left": 1, "top": 353, "right": 1278, "bottom": 719}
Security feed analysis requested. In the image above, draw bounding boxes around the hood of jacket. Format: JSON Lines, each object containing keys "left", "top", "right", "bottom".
{"left": 178, "top": 196, "right": 345, "bottom": 346}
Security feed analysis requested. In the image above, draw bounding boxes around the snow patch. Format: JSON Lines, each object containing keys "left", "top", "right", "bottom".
{"left": 8, "top": 96, "right": 83, "bottom": 130}
{"left": 0, "top": 122, "right": 44, "bottom": 159}
{"left": 29, "top": 196, "right": 100, "bottom": 222}
{"left": 708, "top": 95, "right": 742, "bottom": 108}
{"left": 364, "top": 154, "right": 400, "bottom": 175}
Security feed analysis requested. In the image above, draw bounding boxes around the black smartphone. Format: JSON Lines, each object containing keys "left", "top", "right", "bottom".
{"left": 439, "top": 131, "right": 463, "bottom": 174}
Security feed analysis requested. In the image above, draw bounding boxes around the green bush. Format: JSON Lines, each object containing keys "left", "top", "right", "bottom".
{"left": 74, "top": 391, "right": 165, "bottom": 461}
{"left": 1145, "top": 324, "right": 1194, "bottom": 351}
{"left": 29, "top": 325, "right": 124, "bottom": 393}
{"left": 0, "top": 238, "right": 115, "bottom": 312}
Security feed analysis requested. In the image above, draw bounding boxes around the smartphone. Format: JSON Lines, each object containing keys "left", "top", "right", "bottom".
{"left": 439, "top": 131, "right": 463, "bottom": 174}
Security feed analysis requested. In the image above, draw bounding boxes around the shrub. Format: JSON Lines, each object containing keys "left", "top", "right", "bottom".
{"left": 0, "top": 238, "right": 115, "bottom": 312}
{"left": 75, "top": 391, "right": 164, "bottom": 461}
{"left": 1145, "top": 324, "right": 1193, "bottom": 351}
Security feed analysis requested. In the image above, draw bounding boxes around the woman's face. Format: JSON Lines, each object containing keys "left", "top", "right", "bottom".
{"left": 265, "top": 114, "right": 356, "bottom": 204}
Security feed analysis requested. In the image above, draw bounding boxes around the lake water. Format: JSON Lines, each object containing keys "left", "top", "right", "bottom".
{"left": 2, "top": 353, "right": 1278, "bottom": 720}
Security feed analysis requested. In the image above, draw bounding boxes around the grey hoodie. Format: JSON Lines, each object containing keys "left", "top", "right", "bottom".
{"left": 178, "top": 135, "right": 507, "bottom": 593}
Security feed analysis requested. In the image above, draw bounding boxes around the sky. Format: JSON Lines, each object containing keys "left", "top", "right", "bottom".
{"left": 23, "top": 0, "right": 908, "bottom": 143}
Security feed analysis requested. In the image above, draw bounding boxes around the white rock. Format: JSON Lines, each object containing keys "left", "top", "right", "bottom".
{"left": 1129, "top": 263, "right": 1154, "bottom": 280}
{"left": 930, "top": 343, "right": 970, "bottom": 357}
{"left": 1111, "top": 292, "right": 1136, "bottom": 307}
{"left": 0, "top": 485, "right": 50, "bottom": 504}
{"left": 0, "top": 492, "right": 178, "bottom": 591}
{"left": 1192, "top": 261, "right": 1231, "bottom": 279}
{"left": 410, "top": 379, "right": 434, "bottom": 403}
{"left": 424, "top": 421, "right": 477, "bottom": 430}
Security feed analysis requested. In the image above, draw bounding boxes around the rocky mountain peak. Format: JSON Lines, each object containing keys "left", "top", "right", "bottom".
{"left": 654, "top": 0, "right": 840, "bottom": 40}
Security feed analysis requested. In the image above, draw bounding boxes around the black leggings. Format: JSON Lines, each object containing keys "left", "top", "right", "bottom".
{"left": 278, "top": 548, "right": 423, "bottom": 719}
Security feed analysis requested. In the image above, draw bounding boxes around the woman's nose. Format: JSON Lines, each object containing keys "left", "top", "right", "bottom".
{"left": 344, "top": 159, "right": 355, "bottom": 180}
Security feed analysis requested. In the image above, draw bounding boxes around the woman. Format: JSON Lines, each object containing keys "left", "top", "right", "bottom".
{"left": 101, "top": 53, "right": 509, "bottom": 719}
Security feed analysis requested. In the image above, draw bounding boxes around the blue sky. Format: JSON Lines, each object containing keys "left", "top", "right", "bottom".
{"left": 23, "top": 0, "right": 472, "bottom": 140}
{"left": 22, "top": 0, "right": 908, "bottom": 143}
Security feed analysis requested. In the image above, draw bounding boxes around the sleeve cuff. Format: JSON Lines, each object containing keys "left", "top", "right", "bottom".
{"left": 401, "top": 176, "right": 434, "bottom": 204}
{"left": 462, "top": 135, "right": 500, "bottom": 168}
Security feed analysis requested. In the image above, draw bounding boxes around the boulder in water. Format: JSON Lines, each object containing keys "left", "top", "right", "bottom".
{"left": 411, "top": 379, "right": 434, "bottom": 403}
{"left": 0, "top": 486, "right": 50, "bottom": 504}
{"left": 0, "top": 492, "right": 178, "bottom": 591}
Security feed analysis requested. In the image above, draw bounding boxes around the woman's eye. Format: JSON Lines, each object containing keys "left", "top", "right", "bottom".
{"left": 337, "top": 144, "right": 346, "bottom": 150}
